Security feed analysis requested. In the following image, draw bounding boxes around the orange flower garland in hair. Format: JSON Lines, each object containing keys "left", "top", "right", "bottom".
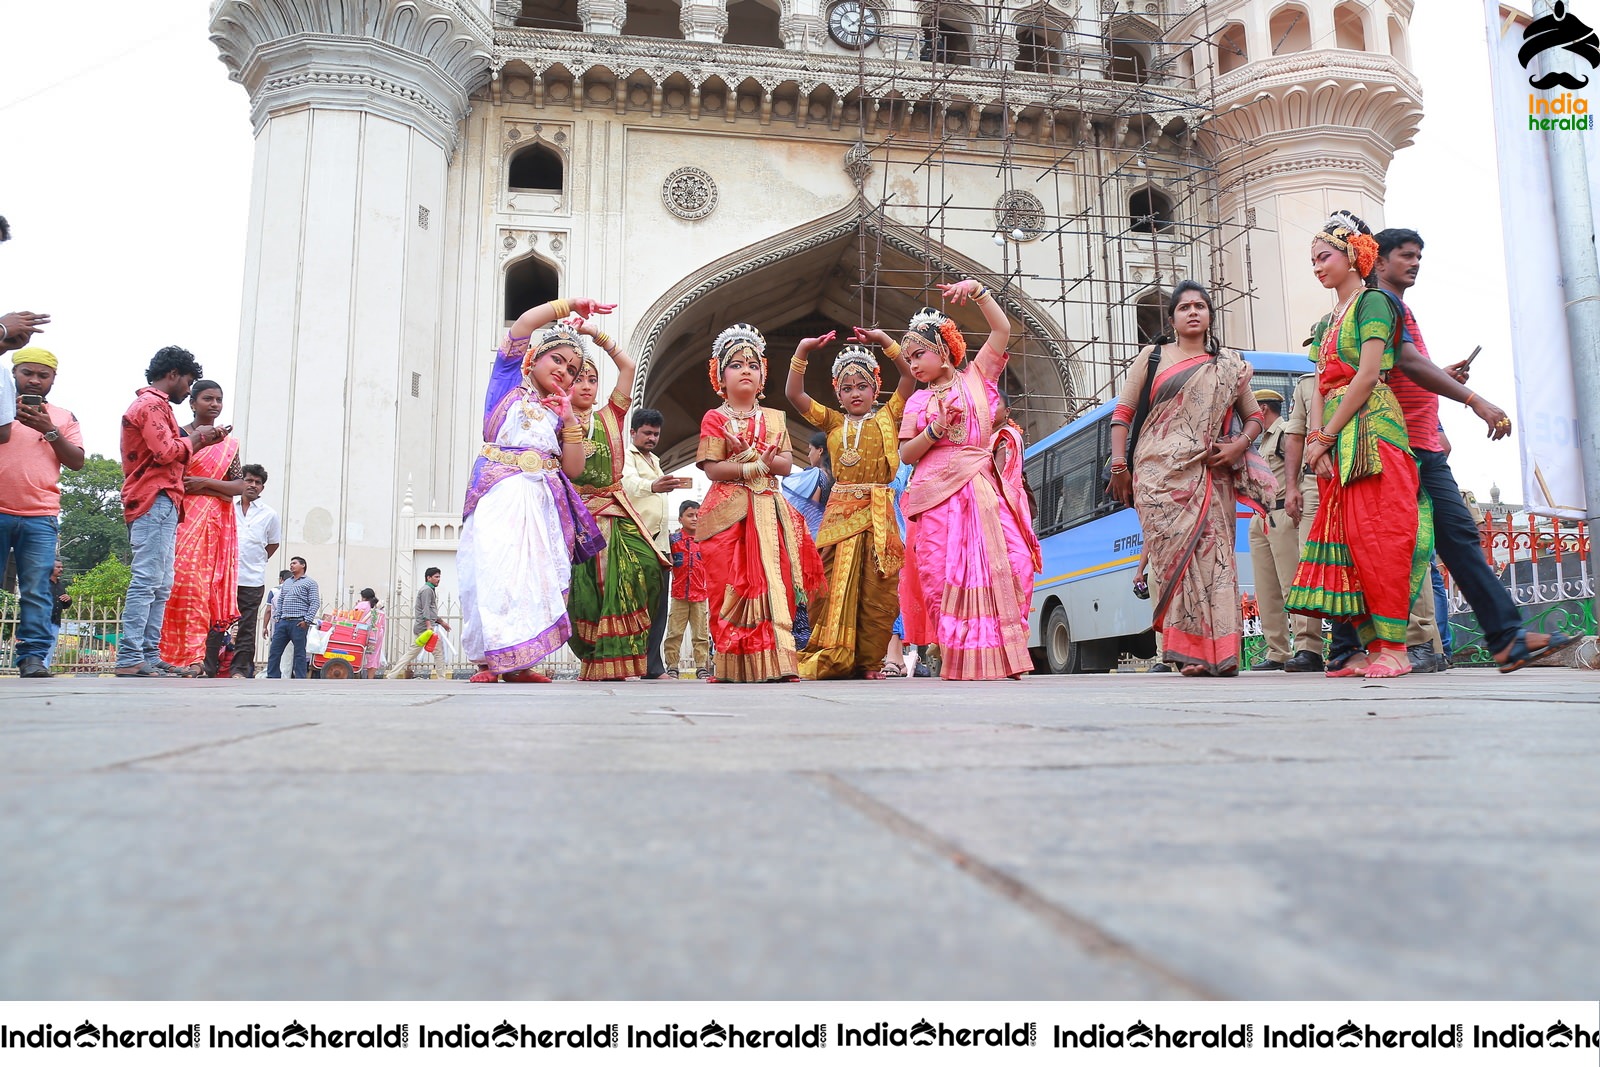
{"left": 1347, "top": 232, "right": 1379, "bottom": 279}
{"left": 938, "top": 318, "right": 967, "bottom": 366}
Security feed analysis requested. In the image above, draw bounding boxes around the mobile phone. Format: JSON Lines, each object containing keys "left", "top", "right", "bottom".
{"left": 17, "top": 394, "right": 44, "bottom": 408}
{"left": 1463, "top": 346, "right": 1482, "bottom": 367}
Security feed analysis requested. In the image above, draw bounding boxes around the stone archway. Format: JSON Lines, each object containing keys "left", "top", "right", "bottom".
{"left": 630, "top": 205, "right": 1079, "bottom": 472}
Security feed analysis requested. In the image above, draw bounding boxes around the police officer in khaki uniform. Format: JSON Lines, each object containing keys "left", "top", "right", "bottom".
{"left": 1278, "top": 373, "right": 1325, "bottom": 672}
{"left": 1248, "top": 388, "right": 1323, "bottom": 671}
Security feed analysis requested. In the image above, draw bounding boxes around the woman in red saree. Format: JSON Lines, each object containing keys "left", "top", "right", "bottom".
{"left": 695, "top": 323, "right": 825, "bottom": 682}
{"left": 1107, "top": 282, "right": 1276, "bottom": 677}
{"left": 1287, "top": 211, "right": 1431, "bottom": 678}
{"left": 158, "top": 380, "right": 244, "bottom": 675}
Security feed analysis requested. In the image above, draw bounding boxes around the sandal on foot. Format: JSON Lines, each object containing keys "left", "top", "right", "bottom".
{"left": 879, "top": 661, "right": 906, "bottom": 678}
{"left": 1496, "top": 631, "right": 1574, "bottom": 673}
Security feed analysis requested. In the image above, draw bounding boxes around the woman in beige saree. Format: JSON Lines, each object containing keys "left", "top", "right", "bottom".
{"left": 1108, "top": 281, "right": 1276, "bottom": 676}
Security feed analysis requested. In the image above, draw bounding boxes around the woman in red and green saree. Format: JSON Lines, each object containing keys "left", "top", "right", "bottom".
{"left": 1107, "top": 282, "right": 1276, "bottom": 677}
{"left": 695, "top": 323, "right": 826, "bottom": 682}
{"left": 158, "top": 380, "right": 244, "bottom": 676}
{"left": 564, "top": 319, "right": 670, "bottom": 681}
{"left": 1287, "top": 211, "right": 1431, "bottom": 679}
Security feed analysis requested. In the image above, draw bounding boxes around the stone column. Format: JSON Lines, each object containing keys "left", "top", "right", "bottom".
{"left": 680, "top": 0, "right": 729, "bottom": 43}
{"left": 210, "top": 0, "right": 491, "bottom": 598}
{"left": 579, "top": 0, "right": 628, "bottom": 35}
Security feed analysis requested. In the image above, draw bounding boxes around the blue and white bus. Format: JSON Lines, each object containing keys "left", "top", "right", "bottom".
{"left": 1023, "top": 351, "right": 1311, "bottom": 673}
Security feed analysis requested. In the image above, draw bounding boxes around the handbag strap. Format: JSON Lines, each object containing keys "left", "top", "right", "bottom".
{"left": 1125, "top": 344, "right": 1163, "bottom": 461}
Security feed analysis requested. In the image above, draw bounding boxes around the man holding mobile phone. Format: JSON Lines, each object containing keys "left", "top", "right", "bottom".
{"left": 0, "top": 348, "right": 85, "bottom": 678}
{"left": 115, "top": 346, "right": 228, "bottom": 678}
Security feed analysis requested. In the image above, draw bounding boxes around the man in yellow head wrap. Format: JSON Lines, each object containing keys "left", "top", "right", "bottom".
{"left": 0, "top": 346, "right": 85, "bottom": 678}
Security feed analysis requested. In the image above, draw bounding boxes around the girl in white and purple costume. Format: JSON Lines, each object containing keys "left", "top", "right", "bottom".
{"left": 458, "top": 298, "right": 611, "bottom": 682}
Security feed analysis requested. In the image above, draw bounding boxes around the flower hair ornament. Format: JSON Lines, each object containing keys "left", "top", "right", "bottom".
{"left": 1313, "top": 210, "right": 1379, "bottom": 279}
{"left": 709, "top": 322, "right": 767, "bottom": 395}
{"left": 904, "top": 306, "right": 967, "bottom": 366}
{"left": 524, "top": 320, "right": 587, "bottom": 378}
{"left": 830, "top": 344, "right": 882, "bottom": 394}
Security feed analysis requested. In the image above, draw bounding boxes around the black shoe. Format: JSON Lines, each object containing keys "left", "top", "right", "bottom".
{"left": 1254, "top": 659, "right": 1285, "bottom": 671}
{"left": 18, "top": 656, "right": 50, "bottom": 679}
{"left": 1283, "top": 650, "right": 1325, "bottom": 673}
{"left": 1406, "top": 645, "right": 1443, "bottom": 674}
{"left": 1147, "top": 662, "right": 1173, "bottom": 673}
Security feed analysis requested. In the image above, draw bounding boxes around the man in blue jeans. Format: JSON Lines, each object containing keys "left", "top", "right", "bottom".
{"left": 266, "top": 556, "right": 321, "bottom": 679}
{"left": 0, "top": 348, "right": 85, "bottom": 678}
{"left": 115, "top": 346, "right": 229, "bottom": 678}
{"left": 1319, "top": 229, "right": 1572, "bottom": 674}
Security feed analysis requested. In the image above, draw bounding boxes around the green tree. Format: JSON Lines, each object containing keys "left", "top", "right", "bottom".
{"left": 68, "top": 557, "right": 132, "bottom": 607}
{"left": 58, "top": 454, "right": 129, "bottom": 576}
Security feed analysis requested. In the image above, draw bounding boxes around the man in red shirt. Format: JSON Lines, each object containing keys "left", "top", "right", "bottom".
{"left": 115, "top": 346, "right": 229, "bottom": 678}
{"left": 0, "top": 348, "right": 85, "bottom": 678}
{"left": 663, "top": 500, "right": 710, "bottom": 678}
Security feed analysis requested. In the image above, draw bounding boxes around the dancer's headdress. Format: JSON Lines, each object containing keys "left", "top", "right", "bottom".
{"left": 524, "top": 320, "right": 586, "bottom": 378}
{"left": 1313, "top": 210, "right": 1379, "bottom": 279}
{"left": 708, "top": 323, "right": 766, "bottom": 393}
{"left": 830, "top": 344, "right": 882, "bottom": 394}
{"left": 904, "top": 306, "right": 967, "bottom": 366}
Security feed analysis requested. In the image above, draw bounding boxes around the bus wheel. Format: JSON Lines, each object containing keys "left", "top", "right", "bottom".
{"left": 1044, "top": 605, "right": 1080, "bottom": 675}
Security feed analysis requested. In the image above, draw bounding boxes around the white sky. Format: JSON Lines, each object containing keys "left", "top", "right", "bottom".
{"left": 0, "top": 0, "right": 1525, "bottom": 502}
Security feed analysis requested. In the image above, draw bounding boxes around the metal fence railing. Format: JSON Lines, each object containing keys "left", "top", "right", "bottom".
{"left": 6, "top": 518, "right": 1590, "bottom": 676}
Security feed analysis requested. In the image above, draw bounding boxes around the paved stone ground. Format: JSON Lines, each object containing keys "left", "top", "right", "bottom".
{"left": 1, "top": 670, "right": 1595, "bottom": 1001}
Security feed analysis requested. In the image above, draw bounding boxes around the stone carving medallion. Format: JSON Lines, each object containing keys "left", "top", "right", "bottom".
{"left": 662, "top": 166, "right": 718, "bottom": 221}
{"left": 995, "top": 190, "right": 1045, "bottom": 240}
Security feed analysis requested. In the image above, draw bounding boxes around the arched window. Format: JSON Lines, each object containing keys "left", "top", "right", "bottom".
{"left": 725, "top": 0, "right": 783, "bottom": 47}
{"left": 1014, "top": 9, "right": 1067, "bottom": 74}
{"left": 1129, "top": 188, "right": 1175, "bottom": 234}
{"left": 1216, "top": 22, "right": 1247, "bottom": 73}
{"left": 1269, "top": 4, "right": 1312, "bottom": 54}
{"left": 516, "top": 0, "right": 581, "bottom": 30}
{"left": 508, "top": 142, "right": 563, "bottom": 192}
{"left": 622, "top": 0, "right": 686, "bottom": 39}
{"left": 1135, "top": 290, "right": 1167, "bottom": 346}
{"left": 1388, "top": 17, "right": 1408, "bottom": 63}
{"left": 1334, "top": 3, "right": 1366, "bottom": 50}
{"left": 921, "top": 19, "right": 973, "bottom": 66}
{"left": 505, "top": 256, "right": 559, "bottom": 324}
{"left": 1109, "top": 38, "right": 1149, "bottom": 82}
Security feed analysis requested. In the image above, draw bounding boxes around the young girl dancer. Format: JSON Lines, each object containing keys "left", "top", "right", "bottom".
{"left": 785, "top": 327, "right": 914, "bottom": 679}
{"left": 897, "top": 281, "right": 1035, "bottom": 680}
{"left": 694, "top": 323, "right": 825, "bottom": 682}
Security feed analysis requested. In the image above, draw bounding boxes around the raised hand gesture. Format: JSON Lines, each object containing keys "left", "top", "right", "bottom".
{"left": 796, "top": 331, "right": 837, "bottom": 355}
{"left": 568, "top": 298, "right": 617, "bottom": 319}
{"left": 541, "top": 387, "right": 573, "bottom": 425}
{"left": 853, "top": 326, "right": 894, "bottom": 348}
{"left": 937, "top": 279, "right": 984, "bottom": 305}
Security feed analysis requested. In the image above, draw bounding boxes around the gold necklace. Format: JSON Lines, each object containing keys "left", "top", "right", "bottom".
{"left": 575, "top": 407, "right": 600, "bottom": 459}
{"left": 839, "top": 409, "right": 872, "bottom": 467}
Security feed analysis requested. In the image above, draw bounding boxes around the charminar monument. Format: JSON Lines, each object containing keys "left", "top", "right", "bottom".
{"left": 208, "top": 0, "right": 1421, "bottom": 601}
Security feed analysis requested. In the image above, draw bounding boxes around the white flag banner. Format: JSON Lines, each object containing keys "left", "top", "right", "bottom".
{"left": 1482, "top": 0, "right": 1597, "bottom": 519}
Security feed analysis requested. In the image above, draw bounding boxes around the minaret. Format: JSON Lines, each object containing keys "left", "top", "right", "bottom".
{"left": 1179, "top": 0, "right": 1423, "bottom": 351}
{"left": 209, "top": 0, "right": 492, "bottom": 596}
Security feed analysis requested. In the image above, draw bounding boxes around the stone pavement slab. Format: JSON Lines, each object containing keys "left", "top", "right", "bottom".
{"left": 0, "top": 671, "right": 1594, "bottom": 1000}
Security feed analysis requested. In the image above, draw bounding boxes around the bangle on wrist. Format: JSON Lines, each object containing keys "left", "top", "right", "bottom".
{"left": 926, "top": 425, "right": 941, "bottom": 441}
{"left": 593, "top": 331, "right": 612, "bottom": 350}
{"left": 971, "top": 283, "right": 991, "bottom": 301}
{"left": 882, "top": 341, "right": 902, "bottom": 359}
{"left": 0, "top": 323, "right": 8, "bottom": 341}
{"left": 1109, "top": 459, "right": 1128, "bottom": 473}
{"left": 549, "top": 298, "right": 572, "bottom": 319}
{"left": 790, "top": 358, "right": 808, "bottom": 374}
{"left": 1462, "top": 391, "right": 1477, "bottom": 408}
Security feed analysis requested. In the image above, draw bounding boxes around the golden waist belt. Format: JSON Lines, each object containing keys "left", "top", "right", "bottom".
{"left": 481, "top": 444, "right": 562, "bottom": 473}
{"left": 831, "top": 483, "right": 894, "bottom": 500}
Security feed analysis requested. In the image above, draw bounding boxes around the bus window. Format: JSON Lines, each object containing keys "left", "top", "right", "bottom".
{"left": 1054, "top": 419, "right": 1109, "bottom": 533}
{"left": 1026, "top": 451, "right": 1055, "bottom": 537}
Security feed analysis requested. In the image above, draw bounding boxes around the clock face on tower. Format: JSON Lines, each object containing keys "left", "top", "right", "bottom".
{"left": 827, "top": 0, "right": 880, "bottom": 48}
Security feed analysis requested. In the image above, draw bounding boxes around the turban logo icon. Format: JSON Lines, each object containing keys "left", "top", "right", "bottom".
{"left": 1519, "top": 1, "right": 1600, "bottom": 90}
